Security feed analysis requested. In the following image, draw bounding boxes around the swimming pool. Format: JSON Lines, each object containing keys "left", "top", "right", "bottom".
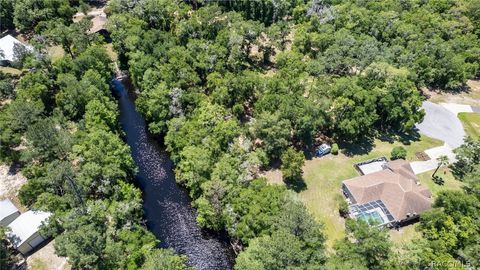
{"left": 357, "top": 211, "right": 385, "bottom": 225}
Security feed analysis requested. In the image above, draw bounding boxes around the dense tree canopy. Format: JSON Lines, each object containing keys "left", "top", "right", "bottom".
{"left": 105, "top": 0, "right": 480, "bottom": 268}
{"left": 0, "top": 3, "right": 191, "bottom": 268}
{"left": 2, "top": 0, "right": 479, "bottom": 269}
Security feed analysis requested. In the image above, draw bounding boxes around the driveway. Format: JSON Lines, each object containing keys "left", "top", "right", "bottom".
{"left": 415, "top": 101, "right": 466, "bottom": 148}
{"left": 410, "top": 144, "right": 457, "bottom": 174}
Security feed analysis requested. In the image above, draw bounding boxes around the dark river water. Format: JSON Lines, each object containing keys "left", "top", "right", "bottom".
{"left": 112, "top": 79, "right": 234, "bottom": 270}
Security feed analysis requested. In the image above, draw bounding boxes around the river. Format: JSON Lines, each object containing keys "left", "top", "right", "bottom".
{"left": 112, "top": 78, "right": 234, "bottom": 270}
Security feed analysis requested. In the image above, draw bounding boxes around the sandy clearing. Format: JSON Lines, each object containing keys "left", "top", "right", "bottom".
{"left": 0, "top": 164, "right": 27, "bottom": 200}
{"left": 26, "top": 240, "right": 70, "bottom": 270}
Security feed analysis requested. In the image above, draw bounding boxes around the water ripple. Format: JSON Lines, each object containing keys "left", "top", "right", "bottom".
{"left": 113, "top": 79, "right": 234, "bottom": 270}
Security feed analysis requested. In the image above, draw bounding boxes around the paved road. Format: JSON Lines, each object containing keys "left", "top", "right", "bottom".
{"left": 415, "top": 101, "right": 466, "bottom": 148}
{"left": 441, "top": 103, "right": 473, "bottom": 115}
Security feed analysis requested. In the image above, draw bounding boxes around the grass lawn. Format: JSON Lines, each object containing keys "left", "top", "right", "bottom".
{"left": 47, "top": 45, "right": 65, "bottom": 61}
{"left": 417, "top": 168, "right": 463, "bottom": 198}
{"left": 458, "top": 112, "right": 480, "bottom": 139}
{"left": 299, "top": 134, "right": 443, "bottom": 249}
{"left": 389, "top": 223, "right": 421, "bottom": 245}
{"left": 104, "top": 43, "right": 118, "bottom": 62}
{"left": 0, "top": 66, "right": 22, "bottom": 75}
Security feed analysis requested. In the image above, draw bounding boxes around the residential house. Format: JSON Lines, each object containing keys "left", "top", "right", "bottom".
{"left": 8, "top": 210, "right": 51, "bottom": 254}
{"left": 342, "top": 159, "right": 432, "bottom": 226}
{"left": 0, "top": 199, "right": 20, "bottom": 226}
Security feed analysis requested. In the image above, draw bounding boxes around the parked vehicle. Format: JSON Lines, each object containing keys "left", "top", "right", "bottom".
{"left": 316, "top": 144, "right": 331, "bottom": 157}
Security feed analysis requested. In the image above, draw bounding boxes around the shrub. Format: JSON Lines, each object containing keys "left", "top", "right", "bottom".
{"left": 335, "top": 194, "right": 349, "bottom": 218}
{"left": 331, "top": 143, "right": 339, "bottom": 155}
{"left": 390, "top": 146, "right": 407, "bottom": 160}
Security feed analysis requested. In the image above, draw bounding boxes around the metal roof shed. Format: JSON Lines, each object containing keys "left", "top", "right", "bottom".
{"left": 0, "top": 35, "right": 31, "bottom": 65}
{"left": 8, "top": 210, "right": 51, "bottom": 255}
{"left": 0, "top": 199, "right": 20, "bottom": 226}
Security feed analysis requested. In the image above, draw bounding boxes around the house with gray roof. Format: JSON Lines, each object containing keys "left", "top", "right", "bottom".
{"left": 0, "top": 199, "right": 20, "bottom": 226}
{"left": 0, "top": 35, "right": 32, "bottom": 66}
{"left": 8, "top": 210, "right": 51, "bottom": 254}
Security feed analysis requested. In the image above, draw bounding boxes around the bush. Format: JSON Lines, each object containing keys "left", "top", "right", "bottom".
{"left": 335, "top": 194, "right": 349, "bottom": 218}
{"left": 390, "top": 146, "right": 407, "bottom": 160}
{"left": 331, "top": 143, "right": 339, "bottom": 155}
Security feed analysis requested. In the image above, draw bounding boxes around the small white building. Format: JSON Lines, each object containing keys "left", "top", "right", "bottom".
{"left": 0, "top": 35, "right": 31, "bottom": 66}
{"left": 0, "top": 199, "right": 20, "bottom": 226}
{"left": 8, "top": 210, "right": 51, "bottom": 255}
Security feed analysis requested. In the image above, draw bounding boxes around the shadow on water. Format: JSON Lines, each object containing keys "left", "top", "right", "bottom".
{"left": 111, "top": 79, "right": 234, "bottom": 270}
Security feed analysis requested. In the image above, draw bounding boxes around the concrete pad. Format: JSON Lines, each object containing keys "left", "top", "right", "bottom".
{"left": 424, "top": 144, "right": 456, "bottom": 162}
{"left": 358, "top": 160, "right": 387, "bottom": 175}
{"left": 411, "top": 159, "right": 438, "bottom": 174}
{"left": 440, "top": 103, "right": 473, "bottom": 115}
{"left": 415, "top": 101, "right": 466, "bottom": 148}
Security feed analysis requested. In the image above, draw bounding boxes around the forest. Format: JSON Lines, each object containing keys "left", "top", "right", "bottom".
{"left": 0, "top": 0, "right": 479, "bottom": 269}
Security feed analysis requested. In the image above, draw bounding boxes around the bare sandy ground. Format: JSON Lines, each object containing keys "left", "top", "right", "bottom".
{"left": 26, "top": 241, "right": 70, "bottom": 270}
{"left": 261, "top": 169, "right": 283, "bottom": 185}
{"left": 424, "top": 79, "right": 480, "bottom": 106}
{"left": 0, "top": 164, "right": 27, "bottom": 200}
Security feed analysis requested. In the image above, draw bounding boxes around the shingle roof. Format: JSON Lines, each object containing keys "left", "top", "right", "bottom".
{"left": 343, "top": 160, "right": 432, "bottom": 221}
{"left": 8, "top": 211, "right": 51, "bottom": 247}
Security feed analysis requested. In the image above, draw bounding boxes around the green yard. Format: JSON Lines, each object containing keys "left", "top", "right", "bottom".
{"left": 417, "top": 168, "right": 463, "bottom": 197}
{"left": 0, "top": 66, "right": 22, "bottom": 75}
{"left": 458, "top": 112, "right": 480, "bottom": 139}
{"left": 299, "top": 134, "right": 443, "bottom": 249}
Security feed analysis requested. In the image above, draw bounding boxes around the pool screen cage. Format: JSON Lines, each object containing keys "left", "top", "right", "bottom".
{"left": 349, "top": 200, "right": 396, "bottom": 226}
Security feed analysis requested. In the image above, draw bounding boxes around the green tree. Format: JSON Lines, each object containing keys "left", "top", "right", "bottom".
{"left": 84, "top": 98, "right": 119, "bottom": 132}
{"left": 250, "top": 112, "right": 291, "bottom": 161}
{"left": 281, "top": 148, "right": 305, "bottom": 183}
{"left": 142, "top": 249, "right": 192, "bottom": 270}
{"left": 329, "top": 77, "right": 378, "bottom": 139}
{"left": 332, "top": 219, "right": 392, "bottom": 270}
{"left": 43, "top": 18, "right": 96, "bottom": 58}
{"left": 452, "top": 138, "right": 480, "bottom": 184}
{"left": 235, "top": 230, "right": 320, "bottom": 270}
{"left": 13, "top": 0, "right": 75, "bottom": 32}
{"left": 136, "top": 82, "right": 172, "bottom": 135}
{"left": 73, "top": 129, "right": 136, "bottom": 197}
{"left": 22, "top": 117, "right": 71, "bottom": 163}
{"left": 0, "top": 0, "right": 14, "bottom": 31}
{"left": 432, "top": 155, "right": 449, "bottom": 177}
{"left": 390, "top": 146, "right": 407, "bottom": 160}
{"left": 54, "top": 203, "right": 108, "bottom": 268}
{"left": 226, "top": 179, "right": 286, "bottom": 244}
{"left": 0, "top": 226, "right": 12, "bottom": 269}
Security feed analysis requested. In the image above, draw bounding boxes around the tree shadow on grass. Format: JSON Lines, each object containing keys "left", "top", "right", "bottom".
{"left": 377, "top": 129, "right": 422, "bottom": 145}
{"left": 284, "top": 177, "right": 307, "bottom": 192}
{"left": 339, "top": 136, "right": 375, "bottom": 157}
